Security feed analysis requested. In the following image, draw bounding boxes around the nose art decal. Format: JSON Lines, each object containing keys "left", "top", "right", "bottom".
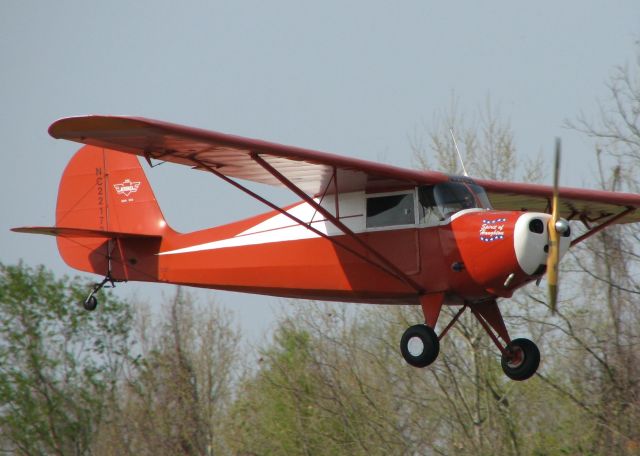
{"left": 480, "top": 218, "right": 507, "bottom": 242}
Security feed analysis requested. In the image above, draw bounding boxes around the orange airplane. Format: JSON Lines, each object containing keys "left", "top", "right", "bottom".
{"left": 13, "top": 116, "right": 640, "bottom": 381}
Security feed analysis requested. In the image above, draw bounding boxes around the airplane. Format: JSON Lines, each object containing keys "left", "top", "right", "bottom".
{"left": 12, "top": 115, "right": 640, "bottom": 381}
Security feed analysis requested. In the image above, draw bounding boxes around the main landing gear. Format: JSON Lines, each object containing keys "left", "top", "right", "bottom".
{"left": 400, "top": 295, "right": 540, "bottom": 381}
{"left": 82, "top": 274, "right": 116, "bottom": 311}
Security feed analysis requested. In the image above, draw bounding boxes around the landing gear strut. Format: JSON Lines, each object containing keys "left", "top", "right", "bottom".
{"left": 82, "top": 274, "right": 116, "bottom": 311}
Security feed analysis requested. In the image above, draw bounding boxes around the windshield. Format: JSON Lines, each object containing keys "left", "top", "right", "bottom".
{"left": 467, "top": 183, "right": 492, "bottom": 209}
{"left": 419, "top": 182, "right": 492, "bottom": 222}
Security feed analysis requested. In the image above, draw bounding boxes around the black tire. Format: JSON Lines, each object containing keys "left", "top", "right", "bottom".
{"left": 501, "top": 338, "right": 540, "bottom": 381}
{"left": 83, "top": 295, "right": 98, "bottom": 311}
{"left": 400, "top": 324, "right": 440, "bottom": 368}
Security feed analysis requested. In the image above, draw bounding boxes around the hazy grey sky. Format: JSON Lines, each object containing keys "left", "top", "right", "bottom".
{"left": 1, "top": 1, "right": 639, "bottom": 337}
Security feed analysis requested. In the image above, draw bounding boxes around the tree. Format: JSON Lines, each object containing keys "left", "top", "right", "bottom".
{"left": 227, "top": 300, "right": 600, "bottom": 455}
{"left": 0, "top": 262, "right": 134, "bottom": 455}
{"left": 567, "top": 45, "right": 640, "bottom": 175}
{"left": 226, "top": 304, "right": 420, "bottom": 455}
{"left": 555, "top": 45, "right": 640, "bottom": 453}
{"left": 92, "top": 288, "right": 239, "bottom": 456}
{"left": 411, "top": 95, "right": 544, "bottom": 183}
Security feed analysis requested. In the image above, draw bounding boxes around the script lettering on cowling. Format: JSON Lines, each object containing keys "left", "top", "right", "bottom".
{"left": 479, "top": 218, "right": 507, "bottom": 242}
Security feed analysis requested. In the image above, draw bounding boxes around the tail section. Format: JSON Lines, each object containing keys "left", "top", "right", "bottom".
{"left": 18, "top": 145, "right": 173, "bottom": 281}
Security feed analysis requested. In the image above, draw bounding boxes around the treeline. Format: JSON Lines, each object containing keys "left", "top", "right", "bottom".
{"left": 1, "top": 251, "right": 639, "bottom": 455}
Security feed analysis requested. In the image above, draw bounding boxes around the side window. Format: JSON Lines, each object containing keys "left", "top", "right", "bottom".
{"left": 366, "top": 193, "right": 415, "bottom": 228}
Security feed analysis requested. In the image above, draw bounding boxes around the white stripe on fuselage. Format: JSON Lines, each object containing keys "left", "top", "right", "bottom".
{"left": 158, "top": 220, "right": 325, "bottom": 255}
{"left": 158, "top": 200, "right": 348, "bottom": 256}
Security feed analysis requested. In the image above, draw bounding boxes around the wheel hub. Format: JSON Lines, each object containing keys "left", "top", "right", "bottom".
{"left": 407, "top": 336, "right": 425, "bottom": 357}
{"left": 506, "top": 346, "right": 525, "bottom": 369}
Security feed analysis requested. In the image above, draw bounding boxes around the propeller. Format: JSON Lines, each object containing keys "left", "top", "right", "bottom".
{"left": 547, "top": 138, "right": 561, "bottom": 313}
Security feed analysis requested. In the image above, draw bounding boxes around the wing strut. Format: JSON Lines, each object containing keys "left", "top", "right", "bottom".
{"left": 250, "top": 153, "right": 425, "bottom": 293}
{"left": 189, "top": 156, "right": 423, "bottom": 293}
{"left": 570, "top": 207, "right": 635, "bottom": 247}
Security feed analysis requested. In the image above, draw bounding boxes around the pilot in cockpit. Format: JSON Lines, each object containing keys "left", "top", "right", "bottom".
{"left": 419, "top": 182, "right": 491, "bottom": 225}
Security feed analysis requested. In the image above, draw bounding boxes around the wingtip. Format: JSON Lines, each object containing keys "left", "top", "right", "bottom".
{"left": 48, "top": 117, "right": 67, "bottom": 138}
{"left": 48, "top": 115, "right": 97, "bottom": 139}
{"left": 48, "top": 115, "right": 153, "bottom": 140}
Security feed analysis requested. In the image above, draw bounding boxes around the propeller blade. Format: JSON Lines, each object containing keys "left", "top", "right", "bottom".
{"left": 547, "top": 138, "right": 561, "bottom": 313}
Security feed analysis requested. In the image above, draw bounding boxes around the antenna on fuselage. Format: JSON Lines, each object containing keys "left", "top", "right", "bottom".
{"left": 449, "top": 129, "right": 469, "bottom": 177}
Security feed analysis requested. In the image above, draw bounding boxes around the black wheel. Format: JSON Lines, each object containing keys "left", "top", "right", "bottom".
{"left": 400, "top": 324, "right": 440, "bottom": 368}
{"left": 83, "top": 295, "right": 98, "bottom": 311}
{"left": 501, "top": 338, "right": 540, "bottom": 381}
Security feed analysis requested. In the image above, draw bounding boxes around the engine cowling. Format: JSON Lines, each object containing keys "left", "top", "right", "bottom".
{"left": 443, "top": 210, "right": 570, "bottom": 299}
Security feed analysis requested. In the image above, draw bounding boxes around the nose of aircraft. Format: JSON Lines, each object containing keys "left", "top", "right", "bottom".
{"left": 513, "top": 212, "right": 571, "bottom": 276}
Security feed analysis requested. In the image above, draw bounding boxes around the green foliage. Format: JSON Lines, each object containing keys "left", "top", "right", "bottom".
{"left": 91, "top": 289, "right": 238, "bottom": 456}
{"left": 226, "top": 307, "right": 416, "bottom": 455}
{"left": 228, "top": 325, "right": 320, "bottom": 454}
{"left": 0, "top": 262, "right": 134, "bottom": 455}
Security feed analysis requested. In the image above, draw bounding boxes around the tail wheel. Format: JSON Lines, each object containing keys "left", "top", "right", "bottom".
{"left": 501, "top": 338, "right": 540, "bottom": 381}
{"left": 400, "top": 324, "right": 440, "bottom": 368}
{"left": 83, "top": 295, "right": 98, "bottom": 311}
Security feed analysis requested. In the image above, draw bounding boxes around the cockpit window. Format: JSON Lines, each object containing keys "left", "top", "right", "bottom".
{"left": 366, "top": 193, "right": 415, "bottom": 228}
{"left": 467, "top": 183, "right": 492, "bottom": 209}
{"left": 434, "top": 182, "right": 477, "bottom": 217}
{"left": 419, "top": 182, "right": 492, "bottom": 223}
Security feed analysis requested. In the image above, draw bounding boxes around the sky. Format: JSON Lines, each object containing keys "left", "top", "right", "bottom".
{"left": 1, "top": 1, "right": 639, "bottom": 340}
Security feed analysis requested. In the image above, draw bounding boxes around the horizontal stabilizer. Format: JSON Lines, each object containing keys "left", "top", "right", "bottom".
{"left": 12, "top": 226, "right": 162, "bottom": 239}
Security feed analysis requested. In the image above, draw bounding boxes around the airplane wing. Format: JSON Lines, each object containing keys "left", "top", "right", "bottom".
{"left": 49, "top": 115, "right": 450, "bottom": 195}
{"left": 49, "top": 115, "right": 640, "bottom": 224}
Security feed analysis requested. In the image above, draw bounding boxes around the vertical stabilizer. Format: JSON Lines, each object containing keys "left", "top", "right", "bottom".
{"left": 54, "top": 145, "right": 172, "bottom": 279}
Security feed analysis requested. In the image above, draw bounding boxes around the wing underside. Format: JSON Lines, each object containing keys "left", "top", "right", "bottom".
{"left": 479, "top": 180, "right": 640, "bottom": 225}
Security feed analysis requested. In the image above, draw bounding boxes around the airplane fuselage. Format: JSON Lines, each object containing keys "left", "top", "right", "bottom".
{"left": 67, "top": 187, "right": 568, "bottom": 306}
